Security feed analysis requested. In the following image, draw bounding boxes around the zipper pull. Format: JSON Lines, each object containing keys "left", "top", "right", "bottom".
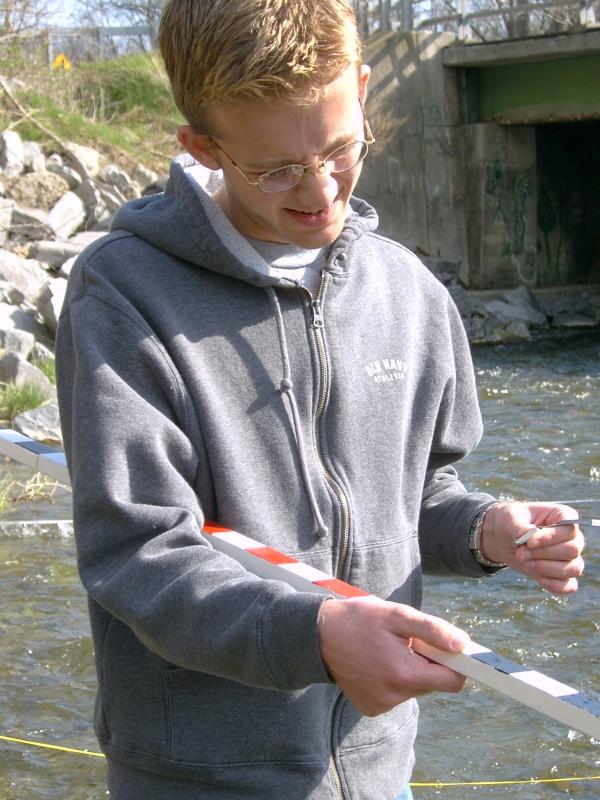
{"left": 311, "top": 298, "right": 324, "bottom": 329}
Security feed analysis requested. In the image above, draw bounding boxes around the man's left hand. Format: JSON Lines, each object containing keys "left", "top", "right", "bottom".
{"left": 481, "top": 501, "right": 585, "bottom": 594}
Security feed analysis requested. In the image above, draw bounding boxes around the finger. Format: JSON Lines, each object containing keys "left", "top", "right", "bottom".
{"left": 520, "top": 537, "right": 585, "bottom": 563}
{"left": 519, "top": 555, "right": 585, "bottom": 581}
{"left": 390, "top": 605, "right": 469, "bottom": 653}
{"left": 537, "top": 575, "right": 579, "bottom": 595}
{"left": 525, "top": 524, "right": 583, "bottom": 546}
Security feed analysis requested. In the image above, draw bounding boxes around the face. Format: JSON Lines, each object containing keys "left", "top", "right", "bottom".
{"left": 178, "top": 64, "right": 370, "bottom": 249}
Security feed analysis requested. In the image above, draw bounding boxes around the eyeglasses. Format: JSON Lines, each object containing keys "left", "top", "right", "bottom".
{"left": 212, "top": 116, "right": 375, "bottom": 194}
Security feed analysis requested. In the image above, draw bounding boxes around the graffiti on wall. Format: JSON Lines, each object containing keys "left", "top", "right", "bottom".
{"left": 484, "top": 160, "right": 536, "bottom": 283}
{"left": 485, "top": 160, "right": 533, "bottom": 256}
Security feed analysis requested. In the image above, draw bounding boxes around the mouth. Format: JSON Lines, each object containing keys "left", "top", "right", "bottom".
{"left": 285, "top": 205, "right": 335, "bottom": 227}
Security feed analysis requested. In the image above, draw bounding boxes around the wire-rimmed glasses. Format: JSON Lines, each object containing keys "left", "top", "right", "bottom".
{"left": 212, "top": 116, "right": 375, "bottom": 194}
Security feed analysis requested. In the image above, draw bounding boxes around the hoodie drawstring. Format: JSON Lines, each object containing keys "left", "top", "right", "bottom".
{"left": 265, "top": 287, "right": 329, "bottom": 540}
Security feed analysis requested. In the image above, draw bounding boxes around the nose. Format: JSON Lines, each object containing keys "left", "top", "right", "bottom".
{"left": 295, "top": 162, "right": 338, "bottom": 206}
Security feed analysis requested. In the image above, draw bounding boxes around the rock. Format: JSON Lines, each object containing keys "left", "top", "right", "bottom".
{"left": 100, "top": 164, "right": 132, "bottom": 192}
{"left": 46, "top": 154, "right": 82, "bottom": 189}
{"left": 551, "top": 312, "right": 598, "bottom": 328}
{"left": 538, "top": 291, "right": 597, "bottom": 325}
{"left": 447, "top": 284, "right": 476, "bottom": 317}
{"left": 0, "top": 249, "right": 50, "bottom": 305}
{"left": 29, "top": 240, "right": 84, "bottom": 269}
{"left": 22, "top": 141, "right": 46, "bottom": 173}
{"left": 142, "top": 175, "right": 168, "bottom": 195}
{"left": 69, "top": 230, "right": 105, "bottom": 249}
{"left": 132, "top": 163, "right": 158, "bottom": 192}
{"left": 483, "top": 298, "right": 548, "bottom": 329}
{"left": 58, "top": 255, "right": 77, "bottom": 278}
{"left": 0, "top": 198, "right": 15, "bottom": 246}
{"left": 0, "top": 130, "right": 25, "bottom": 178}
{"left": 12, "top": 402, "right": 62, "bottom": 444}
{"left": 76, "top": 179, "right": 111, "bottom": 228}
{"left": 7, "top": 170, "right": 70, "bottom": 211}
{"left": 66, "top": 141, "right": 101, "bottom": 178}
{"left": 0, "top": 301, "right": 47, "bottom": 340}
{"left": 36, "top": 278, "right": 68, "bottom": 337}
{"left": 11, "top": 205, "right": 54, "bottom": 241}
{"left": 29, "top": 341, "right": 54, "bottom": 364}
{"left": 421, "top": 256, "right": 462, "bottom": 287}
{"left": 0, "top": 280, "right": 25, "bottom": 305}
{"left": 502, "top": 285, "right": 544, "bottom": 314}
{"left": 0, "top": 351, "right": 53, "bottom": 393}
{"left": 0, "top": 328, "right": 36, "bottom": 357}
{"left": 48, "top": 190, "right": 87, "bottom": 239}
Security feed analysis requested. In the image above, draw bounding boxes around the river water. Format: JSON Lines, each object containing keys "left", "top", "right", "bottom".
{"left": 1, "top": 331, "right": 599, "bottom": 799}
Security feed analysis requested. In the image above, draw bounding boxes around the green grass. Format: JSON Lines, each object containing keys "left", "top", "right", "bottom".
{"left": 0, "top": 381, "right": 51, "bottom": 422}
{"left": 31, "top": 357, "right": 56, "bottom": 385}
{"left": 0, "top": 50, "right": 183, "bottom": 172}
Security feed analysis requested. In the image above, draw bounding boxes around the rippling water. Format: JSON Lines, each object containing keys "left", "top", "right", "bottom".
{"left": 1, "top": 331, "right": 599, "bottom": 799}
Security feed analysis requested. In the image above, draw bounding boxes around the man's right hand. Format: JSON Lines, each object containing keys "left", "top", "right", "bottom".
{"left": 317, "top": 595, "right": 470, "bottom": 716}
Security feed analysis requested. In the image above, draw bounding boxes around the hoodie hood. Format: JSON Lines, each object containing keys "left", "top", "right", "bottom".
{"left": 111, "top": 154, "right": 379, "bottom": 288}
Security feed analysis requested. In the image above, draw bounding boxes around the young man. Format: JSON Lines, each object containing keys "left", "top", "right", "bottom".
{"left": 55, "top": 1, "right": 584, "bottom": 798}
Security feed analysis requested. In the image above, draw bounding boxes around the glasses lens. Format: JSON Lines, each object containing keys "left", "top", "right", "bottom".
{"left": 259, "top": 165, "right": 305, "bottom": 193}
{"left": 326, "top": 141, "right": 368, "bottom": 174}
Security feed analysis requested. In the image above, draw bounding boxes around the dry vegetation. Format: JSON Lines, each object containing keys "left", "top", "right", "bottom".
{"left": 0, "top": 47, "right": 183, "bottom": 173}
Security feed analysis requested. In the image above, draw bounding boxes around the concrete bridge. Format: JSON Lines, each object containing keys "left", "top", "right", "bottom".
{"left": 358, "top": 2, "right": 600, "bottom": 288}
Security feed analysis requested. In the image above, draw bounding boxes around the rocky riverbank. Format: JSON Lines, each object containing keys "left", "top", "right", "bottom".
{"left": 0, "top": 128, "right": 598, "bottom": 444}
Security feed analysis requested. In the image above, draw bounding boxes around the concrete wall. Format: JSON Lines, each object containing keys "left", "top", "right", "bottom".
{"left": 358, "top": 31, "right": 470, "bottom": 280}
{"left": 359, "top": 30, "right": 599, "bottom": 289}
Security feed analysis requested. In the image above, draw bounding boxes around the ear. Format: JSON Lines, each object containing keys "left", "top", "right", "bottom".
{"left": 358, "top": 64, "right": 371, "bottom": 105}
{"left": 177, "top": 125, "right": 221, "bottom": 170}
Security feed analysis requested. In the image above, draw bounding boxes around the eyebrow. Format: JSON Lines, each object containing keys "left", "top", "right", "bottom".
{"left": 241, "top": 129, "right": 359, "bottom": 174}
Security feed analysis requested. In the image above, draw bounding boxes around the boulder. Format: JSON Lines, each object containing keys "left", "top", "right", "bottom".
{"left": 11, "top": 205, "right": 54, "bottom": 241}
{"left": 0, "top": 130, "right": 25, "bottom": 178}
{"left": 48, "top": 190, "right": 87, "bottom": 239}
{"left": 22, "top": 141, "right": 46, "bottom": 174}
{"left": 132, "top": 163, "right": 158, "bottom": 192}
{"left": 0, "top": 301, "right": 47, "bottom": 340}
{"left": 0, "top": 249, "right": 49, "bottom": 305}
{"left": 100, "top": 164, "right": 132, "bottom": 192}
{"left": 0, "top": 198, "right": 15, "bottom": 246}
{"left": 76, "top": 179, "right": 111, "bottom": 228}
{"left": 66, "top": 141, "right": 101, "bottom": 178}
{"left": 0, "top": 351, "right": 53, "bottom": 393}
{"left": 12, "top": 402, "right": 62, "bottom": 444}
{"left": 29, "top": 340, "right": 54, "bottom": 364}
{"left": 36, "top": 277, "right": 68, "bottom": 337}
{"left": 46, "top": 156, "right": 82, "bottom": 189}
{"left": 7, "top": 170, "right": 70, "bottom": 211}
{"left": 482, "top": 298, "right": 548, "bottom": 329}
{"left": 0, "top": 328, "right": 36, "bottom": 357}
{"left": 29, "top": 240, "right": 84, "bottom": 269}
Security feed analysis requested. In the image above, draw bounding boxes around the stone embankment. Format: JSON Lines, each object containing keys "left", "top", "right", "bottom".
{"left": 0, "top": 128, "right": 162, "bottom": 444}
{"left": 0, "top": 129, "right": 598, "bottom": 445}
{"left": 421, "top": 257, "right": 600, "bottom": 345}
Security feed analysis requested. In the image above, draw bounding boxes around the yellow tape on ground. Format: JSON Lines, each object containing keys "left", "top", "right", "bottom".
{"left": 0, "top": 734, "right": 104, "bottom": 758}
{"left": 2, "top": 732, "right": 600, "bottom": 787}
{"left": 411, "top": 775, "right": 600, "bottom": 787}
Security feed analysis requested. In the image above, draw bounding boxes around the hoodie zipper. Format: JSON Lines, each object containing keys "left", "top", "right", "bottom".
{"left": 307, "top": 275, "right": 351, "bottom": 578}
{"left": 308, "top": 275, "right": 349, "bottom": 800}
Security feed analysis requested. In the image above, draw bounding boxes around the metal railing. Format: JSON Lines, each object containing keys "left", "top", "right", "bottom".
{"left": 352, "top": 0, "right": 599, "bottom": 41}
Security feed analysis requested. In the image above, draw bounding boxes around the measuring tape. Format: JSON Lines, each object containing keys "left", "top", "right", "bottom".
{"left": 1, "top": 426, "right": 598, "bottom": 739}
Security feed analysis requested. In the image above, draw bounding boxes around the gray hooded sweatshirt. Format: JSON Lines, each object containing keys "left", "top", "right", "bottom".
{"left": 56, "top": 155, "right": 494, "bottom": 799}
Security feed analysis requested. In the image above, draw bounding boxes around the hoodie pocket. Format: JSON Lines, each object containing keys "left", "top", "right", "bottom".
{"left": 164, "top": 667, "right": 334, "bottom": 766}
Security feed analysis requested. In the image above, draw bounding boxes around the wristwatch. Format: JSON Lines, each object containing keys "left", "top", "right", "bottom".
{"left": 469, "top": 502, "right": 507, "bottom": 570}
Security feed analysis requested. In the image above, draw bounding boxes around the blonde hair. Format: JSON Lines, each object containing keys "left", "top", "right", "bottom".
{"left": 158, "top": 0, "right": 361, "bottom": 134}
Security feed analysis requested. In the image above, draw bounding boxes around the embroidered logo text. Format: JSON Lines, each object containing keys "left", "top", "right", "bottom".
{"left": 365, "top": 357, "right": 408, "bottom": 384}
